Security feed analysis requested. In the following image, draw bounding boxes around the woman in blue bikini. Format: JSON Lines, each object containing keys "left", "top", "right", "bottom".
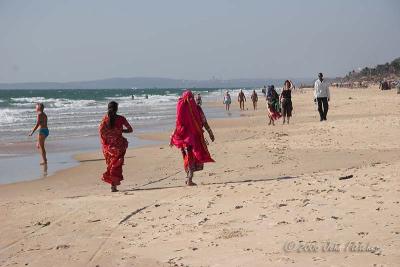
{"left": 29, "top": 103, "right": 49, "bottom": 165}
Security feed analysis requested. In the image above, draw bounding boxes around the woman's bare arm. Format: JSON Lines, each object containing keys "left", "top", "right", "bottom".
{"left": 203, "top": 120, "right": 215, "bottom": 142}
{"left": 122, "top": 118, "right": 133, "bottom": 133}
{"left": 29, "top": 114, "right": 40, "bottom": 136}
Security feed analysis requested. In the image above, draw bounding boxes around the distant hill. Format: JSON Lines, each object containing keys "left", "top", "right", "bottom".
{"left": 0, "top": 77, "right": 313, "bottom": 90}
{"left": 343, "top": 57, "right": 400, "bottom": 82}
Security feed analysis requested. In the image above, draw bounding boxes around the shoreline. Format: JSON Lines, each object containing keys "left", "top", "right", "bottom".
{"left": 1, "top": 86, "right": 400, "bottom": 266}
{"left": 1, "top": 86, "right": 398, "bottom": 186}
{"left": 0, "top": 135, "right": 162, "bottom": 185}
{"left": 0, "top": 99, "right": 237, "bottom": 185}
{"left": 2, "top": 86, "right": 399, "bottom": 188}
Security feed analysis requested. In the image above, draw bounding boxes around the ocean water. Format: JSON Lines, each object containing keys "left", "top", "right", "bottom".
{"left": 0, "top": 88, "right": 236, "bottom": 144}
{"left": 0, "top": 87, "right": 258, "bottom": 184}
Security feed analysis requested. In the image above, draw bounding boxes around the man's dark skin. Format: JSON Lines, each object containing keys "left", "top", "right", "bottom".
{"left": 238, "top": 90, "right": 246, "bottom": 110}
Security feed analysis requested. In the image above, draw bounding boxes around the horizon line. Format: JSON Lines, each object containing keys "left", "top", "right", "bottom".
{"left": 0, "top": 76, "right": 321, "bottom": 85}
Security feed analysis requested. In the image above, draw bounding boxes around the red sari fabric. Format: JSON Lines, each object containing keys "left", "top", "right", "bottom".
{"left": 268, "top": 103, "right": 282, "bottom": 121}
{"left": 99, "top": 115, "right": 130, "bottom": 185}
{"left": 170, "top": 91, "right": 214, "bottom": 172}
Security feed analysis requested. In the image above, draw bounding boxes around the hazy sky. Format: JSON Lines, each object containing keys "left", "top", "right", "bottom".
{"left": 1, "top": 0, "right": 400, "bottom": 83}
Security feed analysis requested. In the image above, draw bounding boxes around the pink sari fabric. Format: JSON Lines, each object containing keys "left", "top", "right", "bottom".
{"left": 170, "top": 91, "right": 214, "bottom": 171}
{"left": 268, "top": 105, "right": 282, "bottom": 121}
{"left": 99, "top": 116, "right": 129, "bottom": 185}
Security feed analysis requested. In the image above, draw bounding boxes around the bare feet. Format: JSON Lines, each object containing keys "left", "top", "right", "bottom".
{"left": 185, "top": 169, "right": 196, "bottom": 186}
{"left": 40, "top": 161, "right": 47, "bottom": 165}
{"left": 186, "top": 180, "right": 197, "bottom": 186}
{"left": 111, "top": 185, "right": 118, "bottom": 192}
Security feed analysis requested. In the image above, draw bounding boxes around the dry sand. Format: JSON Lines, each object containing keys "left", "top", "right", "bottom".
{"left": 0, "top": 86, "right": 399, "bottom": 266}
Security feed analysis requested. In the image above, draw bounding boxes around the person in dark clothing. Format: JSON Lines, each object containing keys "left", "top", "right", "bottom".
{"left": 280, "top": 80, "right": 294, "bottom": 124}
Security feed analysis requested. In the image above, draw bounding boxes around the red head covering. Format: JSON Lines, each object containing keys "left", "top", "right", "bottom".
{"left": 170, "top": 90, "right": 214, "bottom": 164}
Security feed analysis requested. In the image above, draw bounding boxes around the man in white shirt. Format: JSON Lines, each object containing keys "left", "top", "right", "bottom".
{"left": 314, "top": 73, "right": 330, "bottom": 121}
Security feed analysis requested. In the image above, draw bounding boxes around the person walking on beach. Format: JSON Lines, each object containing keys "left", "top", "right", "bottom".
{"left": 314, "top": 73, "right": 330, "bottom": 121}
{"left": 238, "top": 89, "right": 246, "bottom": 110}
{"left": 223, "top": 91, "right": 232, "bottom": 111}
{"left": 280, "top": 80, "right": 294, "bottom": 124}
{"left": 251, "top": 90, "right": 258, "bottom": 110}
{"left": 99, "top": 101, "right": 133, "bottom": 192}
{"left": 266, "top": 85, "right": 281, "bottom": 125}
{"left": 262, "top": 85, "right": 267, "bottom": 96}
{"left": 170, "top": 90, "right": 215, "bottom": 186}
{"left": 196, "top": 93, "right": 202, "bottom": 106}
{"left": 29, "top": 103, "right": 49, "bottom": 165}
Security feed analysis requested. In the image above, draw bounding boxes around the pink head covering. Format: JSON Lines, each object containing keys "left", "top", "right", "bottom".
{"left": 170, "top": 90, "right": 214, "bottom": 164}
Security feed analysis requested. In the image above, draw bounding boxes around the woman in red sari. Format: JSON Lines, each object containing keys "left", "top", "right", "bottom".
{"left": 99, "top": 101, "right": 133, "bottom": 192}
{"left": 170, "top": 90, "right": 215, "bottom": 186}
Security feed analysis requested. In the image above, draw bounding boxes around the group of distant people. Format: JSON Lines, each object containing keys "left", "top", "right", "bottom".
{"left": 222, "top": 80, "right": 294, "bottom": 125}
{"left": 28, "top": 73, "right": 331, "bottom": 191}
{"left": 222, "top": 72, "right": 330, "bottom": 124}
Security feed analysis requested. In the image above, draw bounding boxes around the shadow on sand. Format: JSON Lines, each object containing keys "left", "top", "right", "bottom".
{"left": 121, "top": 175, "right": 298, "bottom": 193}
{"left": 78, "top": 156, "right": 136, "bottom": 163}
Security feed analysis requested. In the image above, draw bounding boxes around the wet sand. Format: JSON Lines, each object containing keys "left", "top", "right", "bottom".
{"left": 0, "top": 136, "right": 159, "bottom": 184}
{"left": 0, "top": 86, "right": 399, "bottom": 266}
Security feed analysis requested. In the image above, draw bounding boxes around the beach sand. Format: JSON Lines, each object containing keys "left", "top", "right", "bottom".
{"left": 0, "top": 86, "right": 399, "bottom": 266}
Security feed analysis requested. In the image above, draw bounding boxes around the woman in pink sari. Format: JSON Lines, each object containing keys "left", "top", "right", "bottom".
{"left": 170, "top": 90, "right": 215, "bottom": 186}
{"left": 99, "top": 101, "right": 133, "bottom": 192}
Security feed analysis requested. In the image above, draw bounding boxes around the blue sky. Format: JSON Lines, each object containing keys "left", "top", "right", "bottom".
{"left": 0, "top": 0, "right": 399, "bottom": 82}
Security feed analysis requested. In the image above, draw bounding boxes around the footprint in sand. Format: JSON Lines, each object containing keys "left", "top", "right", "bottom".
{"left": 56, "top": 244, "right": 70, "bottom": 250}
{"left": 277, "top": 221, "right": 289, "bottom": 225}
{"left": 217, "top": 228, "right": 247, "bottom": 239}
{"left": 357, "top": 232, "right": 369, "bottom": 238}
{"left": 198, "top": 217, "right": 209, "bottom": 225}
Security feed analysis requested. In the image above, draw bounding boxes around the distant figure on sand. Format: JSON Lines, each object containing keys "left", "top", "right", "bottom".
{"left": 196, "top": 93, "right": 202, "bottom": 106}
{"left": 223, "top": 91, "right": 232, "bottom": 111}
{"left": 251, "top": 90, "right": 258, "bottom": 110}
{"left": 266, "top": 85, "right": 281, "bottom": 125}
{"left": 262, "top": 85, "right": 267, "bottom": 96}
{"left": 238, "top": 89, "right": 246, "bottom": 110}
{"left": 280, "top": 80, "right": 294, "bottom": 124}
{"left": 170, "top": 90, "right": 215, "bottom": 186}
{"left": 29, "top": 103, "right": 49, "bottom": 165}
{"left": 314, "top": 73, "right": 330, "bottom": 121}
{"left": 99, "top": 101, "right": 133, "bottom": 192}
{"left": 380, "top": 80, "right": 390, "bottom": 90}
